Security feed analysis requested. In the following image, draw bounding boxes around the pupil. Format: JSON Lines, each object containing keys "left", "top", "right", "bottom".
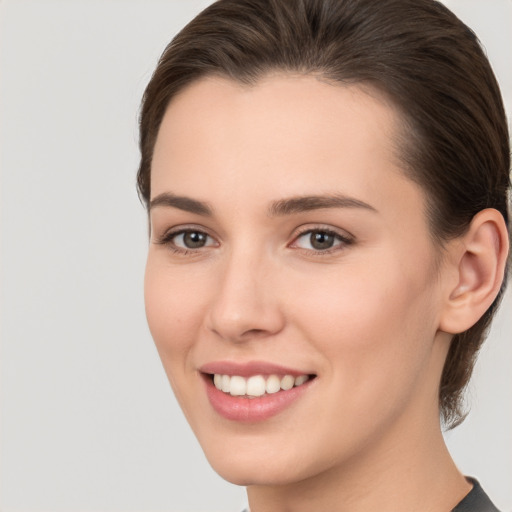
{"left": 310, "top": 231, "right": 334, "bottom": 250}
{"left": 184, "top": 231, "right": 206, "bottom": 248}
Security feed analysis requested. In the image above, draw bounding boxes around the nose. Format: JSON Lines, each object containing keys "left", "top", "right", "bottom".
{"left": 206, "top": 249, "right": 285, "bottom": 343}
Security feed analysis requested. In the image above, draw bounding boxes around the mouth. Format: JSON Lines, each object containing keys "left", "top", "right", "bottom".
{"left": 209, "top": 373, "right": 313, "bottom": 398}
{"left": 199, "top": 362, "right": 317, "bottom": 422}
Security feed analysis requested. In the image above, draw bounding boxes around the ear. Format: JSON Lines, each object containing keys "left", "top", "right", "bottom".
{"left": 439, "top": 208, "right": 509, "bottom": 334}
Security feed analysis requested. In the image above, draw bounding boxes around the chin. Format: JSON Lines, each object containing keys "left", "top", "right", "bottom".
{"left": 209, "top": 457, "right": 307, "bottom": 487}
{"left": 196, "top": 431, "right": 327, "bottom": 487}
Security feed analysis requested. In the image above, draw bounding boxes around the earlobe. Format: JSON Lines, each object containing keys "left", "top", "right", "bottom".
{"left": 439, "top": 208, "right": 509, "bottom": 334}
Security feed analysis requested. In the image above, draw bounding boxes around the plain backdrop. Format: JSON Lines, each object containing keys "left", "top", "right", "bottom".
{"left": 0, "top": 1, "right": 511, "bottom": 511}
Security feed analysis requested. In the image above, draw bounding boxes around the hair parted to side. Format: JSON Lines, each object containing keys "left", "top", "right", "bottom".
{"left": 137, "top": 0, "right": 511, "bottom": 428}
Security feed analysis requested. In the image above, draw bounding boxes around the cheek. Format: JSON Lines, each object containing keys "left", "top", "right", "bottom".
{"left": 289, "top": 261, "right": 428, "bottom": 336}
{"left": 285, "top": 256, "right": 438, "bottom": 396}
{"left": 144, "top": 256, "right": 207, "bottom": 367}
{"left": 143, "top": 256, "right": 216, "bottom": 421}
{"left": 287, "top": 277, "right": 438, "bottom": 459}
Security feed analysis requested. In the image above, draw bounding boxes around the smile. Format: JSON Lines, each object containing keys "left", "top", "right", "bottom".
{"left": 200, "top": 362, "right": 317, "bottom": 422}
{"left": 212, "top": 373, "right": 311, "bottom": 397}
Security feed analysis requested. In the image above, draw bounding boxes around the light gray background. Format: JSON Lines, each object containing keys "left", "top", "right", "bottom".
{"left": 0, "top": 1, "right": 510, "bottom": 511}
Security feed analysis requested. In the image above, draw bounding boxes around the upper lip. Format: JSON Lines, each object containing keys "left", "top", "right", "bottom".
{"left": 199, "top": 360, "right": 314, "bottom": 378}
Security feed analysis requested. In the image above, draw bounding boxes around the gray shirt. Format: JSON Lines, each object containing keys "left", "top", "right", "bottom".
{"left": 452, "top": 478, "right": 500, "bottom": 512}
{"left": 241, "top": 478, "right": 501, "bottom": 512}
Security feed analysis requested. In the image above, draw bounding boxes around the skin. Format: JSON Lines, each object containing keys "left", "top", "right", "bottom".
{"left": 145, "top": 75, "right": 478, "bottom": 512}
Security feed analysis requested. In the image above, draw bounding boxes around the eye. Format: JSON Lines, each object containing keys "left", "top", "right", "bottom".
{"left": 156, "top": 228, "right": 218, "bottom": 253}
{"left": 292, "top": 228, "right": 352, "bottom": 252}
{"left": 173, "top": 230, "right": 213, "bottom": 249}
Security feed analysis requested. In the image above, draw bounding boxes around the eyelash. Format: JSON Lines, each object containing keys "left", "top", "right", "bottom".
{"left": 155, "top": 226, "right": 354, "bottom": 256}
{"left": 290, "top": 226, "right": 354, "bottom": 255}
{"left": 155, "top": 227, "right": 217, "bottom": 255}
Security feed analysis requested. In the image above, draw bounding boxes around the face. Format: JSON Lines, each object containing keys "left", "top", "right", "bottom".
{"left": 145, "top": 75, "right": 451, "bottom": 486}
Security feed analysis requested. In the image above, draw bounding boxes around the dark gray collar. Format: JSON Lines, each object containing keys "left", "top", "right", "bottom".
{"left": 452, "top": 478, "right": 500, "bottom": 512}
{"left": 241, "top": 477, "right": 501, "bottom": 512}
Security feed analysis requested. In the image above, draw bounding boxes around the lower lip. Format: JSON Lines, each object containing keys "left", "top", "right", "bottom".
{"left": 203, "top": 375, "right": 314, "bottom": 422}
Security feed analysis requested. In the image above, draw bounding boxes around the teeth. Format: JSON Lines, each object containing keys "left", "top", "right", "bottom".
{"left": 221, "top": 374, "right": 230, "bottom": 393}
{"left": 229, "top": 376, "right": 246, "bottom": 396}
{"left": 294, "top": 375, "right": 308, "bottom": 386}
{"left": 266, "top": 375, "right": 281, "bottom": 394}
{"left": 212, "top": 373, "right": 311, "bottom": 397}
{"left": 281, "top": 375, "right": 295, "bottom": 390}
{"left": 247, "top": 375, "right": 266, "bottom": 396}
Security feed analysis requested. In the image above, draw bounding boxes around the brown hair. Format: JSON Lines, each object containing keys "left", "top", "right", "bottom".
{"left": 137, "top": 0, "right": 510, "bottom": 428}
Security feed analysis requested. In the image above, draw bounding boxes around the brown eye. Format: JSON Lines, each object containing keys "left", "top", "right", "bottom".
{"left": 182, "top": 231, "right": 208, "bottom": 248}
{"left": 169, "top": 230, "right": 216, "bottom": 250}
{"left": 293, "top": 228, "right": 351, "bottom": 253}
{"left": 309, "top": 231, "right": 335, "bottom": 250}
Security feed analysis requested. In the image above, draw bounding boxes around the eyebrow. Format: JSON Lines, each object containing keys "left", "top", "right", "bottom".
{"left": 268, "top": 194, "right": 377, "bottom": 216}
{"left": 149, "top": 192, "right": 377, "bottom": 217}
{"left": 149, "top": 192, "right": 213, "bottom": 216}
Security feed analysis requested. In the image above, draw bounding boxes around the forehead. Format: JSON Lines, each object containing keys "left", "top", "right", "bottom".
{"left": 156, "top": 74, "right": 400, "bottom": 152}
{"left": 152, "top": 75, "right": 404, "bottom": 190}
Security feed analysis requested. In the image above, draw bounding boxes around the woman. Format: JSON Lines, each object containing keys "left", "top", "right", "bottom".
{"left": 138, "top": 0, "right": 510, "bottom": 510}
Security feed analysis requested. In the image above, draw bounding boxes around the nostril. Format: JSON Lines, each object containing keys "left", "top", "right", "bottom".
{"left": 241, "top": 328, "right": 267, "bottom": 338}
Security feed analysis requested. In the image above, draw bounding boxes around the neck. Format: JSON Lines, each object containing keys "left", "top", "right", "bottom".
{"left": 246, "top": 410, "right": 470, "bottom": 512}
